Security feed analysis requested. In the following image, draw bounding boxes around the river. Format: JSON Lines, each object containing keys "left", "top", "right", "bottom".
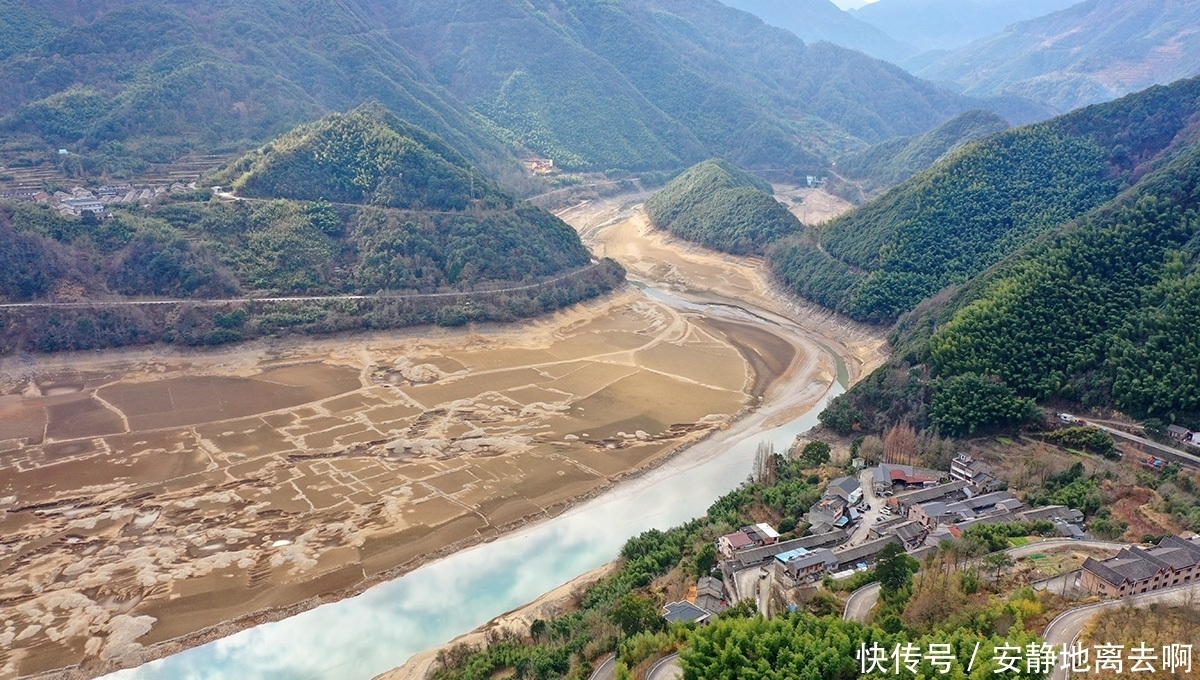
{"left": 104, "top": 286, "right": 846, "bottom": 680}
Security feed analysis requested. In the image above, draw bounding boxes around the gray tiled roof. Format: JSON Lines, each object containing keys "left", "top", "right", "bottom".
{"left": 833, "top": 535, "right": 903, "bottom": 568}
{"left": 1084, "top": 537, "right": 1200, "bottom": 588}
{"left": 829, "top": 476, "right": 861, "bottom": 494}
{"left": 731, "top": 530, "right": 848, "bottom": 568}
{"left": 893, "top": 480, "right": 969, "bottom": 507}
{"left": 663, "top": 601, "right": 709, "bottom": 623}
{"left": 784, "top": 548, "right": 839, "bottom": 571}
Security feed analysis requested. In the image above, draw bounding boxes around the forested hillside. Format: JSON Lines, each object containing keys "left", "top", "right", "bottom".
{"left": 383, "top": 0, "right": 988, "bottom": 173}
{"left": 914, "top": 0, "right": 1200, "bottom": 114}
{"left": 644, "top": 159, "right": 801, "bottom": 255}
{"left": 0, "top": 109, "right": 623, "bottom": 353}
{"left": 816, "top": 83, "right": 1200, "bottom": 438}
{"left": 0, "top": 0, "right": 528, "bottom": 184}
{"left": 770, "top": 77, "right": 1200, "bottom": 322}
{"left": 836, "top": 109, "right": 1010, "bottom": 196}
{"left": 0, "top": 0, "right": 1021, "bottom": 185}
{"left": 220, "top": 105, "right": 510, "bottom": 211}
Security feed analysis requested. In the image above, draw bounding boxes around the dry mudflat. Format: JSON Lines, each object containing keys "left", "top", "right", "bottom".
{"left": 376, "top": 190, "right": 888, "bottom": 680}
{"left": 0, "top": 287, "right": 756, "bottom": 678}
{"left": 0, "top": 187, "right": 884, "bottom": 680}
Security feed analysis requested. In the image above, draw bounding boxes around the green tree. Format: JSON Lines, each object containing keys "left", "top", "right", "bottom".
{"left": 693, "top": 543, "right": 717, "bottom": 576}
{"left": 983, "top": 552, "right": 1014, "bottom": 582}
{"left": 800, "top": 441, "right": 832, "bottom": 466}
{"left": 609, "top": 593, "right": 665, "bottom": 637}
{"left": 876, "top": 543, "right": 914, "bottom": 599}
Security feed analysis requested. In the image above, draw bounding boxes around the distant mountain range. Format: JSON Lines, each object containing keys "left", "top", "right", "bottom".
{"left": 913, "top": 0, "right": 1200, "bottom": 113}
{"left": 726, "top": 0, "right": 1200, "bottom": 120}
{"left": 720, "top": 0, "right": 917, "bottom": 62}
{"left": 0, "top": 0, "right": 1041, "bottom": 186}
{"left": 851, "top": 0, "right": 1080, "bottom": 53}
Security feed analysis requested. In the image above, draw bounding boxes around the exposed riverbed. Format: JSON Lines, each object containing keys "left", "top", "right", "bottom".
{"left": 84, "top": 191, "right": 881, "bottom": 680}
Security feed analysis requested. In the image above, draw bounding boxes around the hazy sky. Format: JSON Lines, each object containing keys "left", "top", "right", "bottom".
{"left": 831, "top": 0, "right": 879, "bottom": 9}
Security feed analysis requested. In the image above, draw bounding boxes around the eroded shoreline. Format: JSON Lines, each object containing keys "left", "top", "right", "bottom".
{"left": 4, "top": 190, "right": 884, "bottom": 680}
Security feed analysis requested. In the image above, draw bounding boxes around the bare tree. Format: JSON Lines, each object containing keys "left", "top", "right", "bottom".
{"left": 884, "top": 423, "right": 917, "bottom": 465}
{"left": 753, "top": 441, "right": 777, "bottom": 485}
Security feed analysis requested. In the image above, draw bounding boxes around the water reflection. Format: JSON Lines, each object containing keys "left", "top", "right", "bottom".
{"left": 108, "top": 367, "right": 841, "bottom": 680}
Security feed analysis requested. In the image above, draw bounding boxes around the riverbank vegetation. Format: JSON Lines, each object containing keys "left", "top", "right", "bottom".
{"left": 0, "top": 108, "right": 626, "bottom": 353}
{"left": 644, "top": 159, "right": 802, "bottom": 255}
{"left": 427, "top": 442, "right": 1070, "bottom": 680}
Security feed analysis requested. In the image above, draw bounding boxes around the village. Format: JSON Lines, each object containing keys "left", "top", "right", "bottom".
{"left": 659, "top": 448, "right": 1200, "bottom": 627}
{"left": 0, "top": 181, "right": 200, "bottom": 217}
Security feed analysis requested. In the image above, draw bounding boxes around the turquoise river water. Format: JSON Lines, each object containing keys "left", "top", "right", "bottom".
{"left": 105, "top": 290, "right": 845, "bottom": 680}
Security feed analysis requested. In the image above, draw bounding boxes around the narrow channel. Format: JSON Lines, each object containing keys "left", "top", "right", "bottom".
{"left": 105, "top": 284, "right": 846, "bottom": 680}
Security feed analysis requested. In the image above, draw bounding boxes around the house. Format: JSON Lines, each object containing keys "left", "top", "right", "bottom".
{"left": 826, "top": 476, "right": 863, "bottom": 504}
{"left": 950, "top": 453, "right": 1004, "bottom": 493}
{"left": 717, "top": 530, "right": 754, "bottom": 559}
{"left": 909, "top": 491, "right": 1023, "bottom": 529}
{"left": 873, "top": 464, "right": 946, "bottom": 493}
{"left": 890, "top": 480, "right": 969, "bottom": 515}
{"left": 775, "top": 547, "right": 839, "bottom": 583}
{"left": 807, "top": 495, "right": 848, "bottom": 529}
{"left": 524, "top": 158, "right": 555, "bottom": 174}
{"left": 663, "top": 601, "right": 710, "bottom": 624}
{"left": 891, "top": 521, "right": 931, "bottom": 550}
{"left": 717, "top": 523, "right": 779, "bottom": 559}
{"left": 694, "top": 577, "right": 727, "bottom": 615}
{"left": 742, "top": 523, "right": 780, "bottom": 546}
{"left": 1081, "top": 535, "right": 1200, "bottom": 597}
{"left": 1167, "top": 425, "right": 1193, "bottom": 442}
{"left": 832, "top": 535, "right": 904, "bottom": 571}
{"left": 1019, "top": 505, "right": 1084, "bottom": 525}
{"left": 729, "top": 530, "right": 849, "bottom": 569}
{"left": 1192, "top": 432, "right": 1200, "bottom": 446}
{"left": 60, "top": 197, "right": 105, "bottom": 216}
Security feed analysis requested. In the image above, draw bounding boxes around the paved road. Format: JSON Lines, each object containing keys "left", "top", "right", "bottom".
{"left": 843, "top": 582, "right": 882, "bottom": 622}
{"left": 841, "top": 540, "right": 1128, "bottom": 623}
{"left": 1087, "top": 421, "right": 1200, "bottom": 467}
{"left": 845, "top": 467, "right": 886, "bottom": 546}
{"left": 588, "top": 653, "right": 616, "bottom": 680}
{"left": 0, "top": 264, "right": 603, "bottom": 309}
{"left": 1043, "top": 583, "right": 1200, "bottom": 680}
{"left": 647, "top": 653, "right": 682, "bottom": 680}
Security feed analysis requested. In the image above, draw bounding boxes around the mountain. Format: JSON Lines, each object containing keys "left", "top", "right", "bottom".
{"left": 823, "top": 127, "right": 1200, "bottom": 437}
{"left": 377, "top": 0, "right": 990, "bottom": 174}
{"left": 768, "top": 76, "right": 1200, "bottom": 323}
{"left": 0, "top": 0, "right": 1013, "bottom": 187}
{"left": 835, "top": 109, "right": 1010, "bottom": 196}
{"left": 800, "top": 77, "right": 1200, "bottom": 437}
{"left": 719, "top": 0, "right": 918, "bottom": 63}
{"left": 914, "top": 0, "right": 1200, "bottom": 114}
{"left": 220, "top": 105, "right": 511, "bottom": 212}
{"left": 644, "top": 159, "right": 802, "bottom": 255}
{"left": 0, "top": 0, "right": 529, "bottom": 185}
{"left": 851, "top": 0, "right": 1081, "bottom": 53}
{"left": 0, "top": 108, "right": 623, "bottom": 353}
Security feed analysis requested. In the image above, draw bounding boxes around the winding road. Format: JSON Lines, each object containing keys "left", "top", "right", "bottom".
{"left": 0, "top": 263, "right": 606, "bottom": 309}
{"left": 842, "top": 540, "right": 1130, "bottom": 623}
{"left": 1043, "top": 583, "right": 1200, "bottom": 680}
